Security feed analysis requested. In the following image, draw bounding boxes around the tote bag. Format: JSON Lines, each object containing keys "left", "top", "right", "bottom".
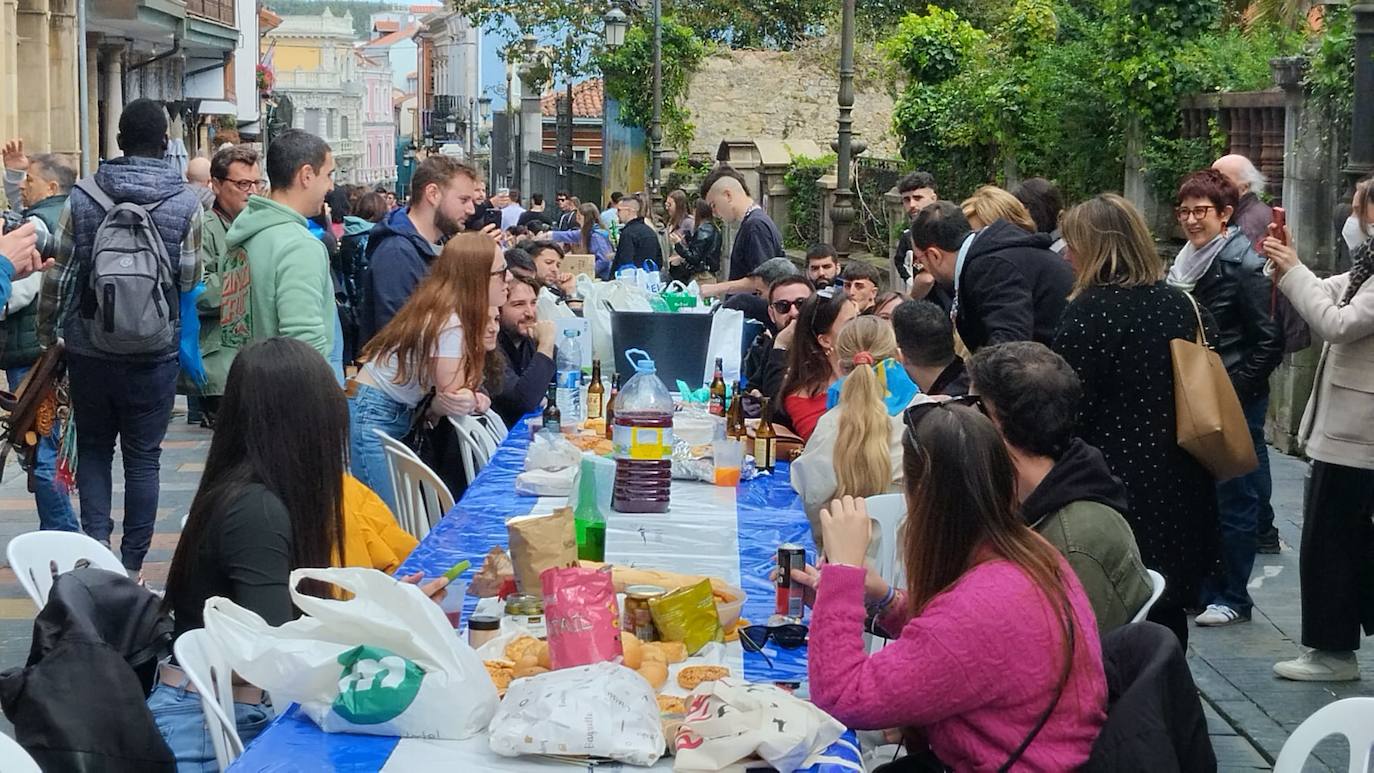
{"left": 1170, "top": 293, "right": 1259, "bottom": 481}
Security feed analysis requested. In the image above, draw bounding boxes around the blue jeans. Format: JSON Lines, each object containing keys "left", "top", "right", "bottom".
{"left": 1206, "top": 393, "right": 1272, "bottom": 616}
{"left": 66, "top": 353, "right": 178, "bottom": 571}
{"left": 5, "top": 366, "right": 79, "bottom": 532}
{"left": 148, "top": 680, "right": 273, "bottom": 772}
{"left": 349, "top": 383, "right": 413, "bottom": 512}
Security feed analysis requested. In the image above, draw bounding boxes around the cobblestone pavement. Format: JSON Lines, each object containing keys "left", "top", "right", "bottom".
{"left": 0, "top": 410, "right": 1358, "bottom": 770}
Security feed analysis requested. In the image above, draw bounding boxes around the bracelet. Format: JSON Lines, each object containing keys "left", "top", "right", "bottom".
{"left": 867, "top": 583, "right": 896, "bottom": 613}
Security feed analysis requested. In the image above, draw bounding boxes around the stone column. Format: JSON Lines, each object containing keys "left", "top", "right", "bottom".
{"left": 517, "top": 34, "right": 544, "bottom": 199}
{"left": 102, "top": 45, "right": 124, "bottom": 161}
{"left": 48, "top": 3, "right": 80, "bottom": 157}
{"left": 828, "top": 0, "right": 857, "bottom": 258}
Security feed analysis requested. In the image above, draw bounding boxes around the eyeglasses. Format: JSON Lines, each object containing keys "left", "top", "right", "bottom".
{"left": 1175, "top": 205, "right": 1217, "bottom": 222}
{"left": 739, "top": 623, "right": 808, "bottom": 667}
{"left": 219, "top": 177, "right": 262, "bottom": 193}
{"left": 770, "top": 297, "right": 810, "bottom": 314}
{"left": 902, "top": 394, "right": 985, "bottom": 443}
{"left": 490, "top": 264, "right": 509, "bottom": 277}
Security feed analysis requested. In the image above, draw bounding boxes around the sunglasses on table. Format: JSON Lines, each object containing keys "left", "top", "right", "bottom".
{"left": 902, "top": 394, "right": 985, "bottom": 441}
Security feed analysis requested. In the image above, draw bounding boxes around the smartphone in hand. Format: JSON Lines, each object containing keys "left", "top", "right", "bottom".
{"left": 1269, "top": 207, "right": 1288, "bottom": 246}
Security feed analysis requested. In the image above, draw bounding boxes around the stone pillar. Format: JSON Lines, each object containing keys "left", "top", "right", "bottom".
{"left": 1346, "top": 3, "right": 1374, "bottom": 183}
{"left": 1123, "top": 118, "right": 1171, "bottom": 237}
{"left": 102, "top": 46, "right": 123, "bottom": 161}
{"left": 517, "top": 34, "right": 543, "bottom": 200}
{"left": 47, "top": 1, "right": 80, "bottom": 157}
{"left": 15, "top": 3, "right": 50, "bottom": 149}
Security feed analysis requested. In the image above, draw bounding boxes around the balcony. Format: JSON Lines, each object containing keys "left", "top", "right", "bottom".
{"left": 275, "top": 70, "right": 344, "bottom": 91}
{"left": 186, "top": 0, "right": 235, "bottom": 27}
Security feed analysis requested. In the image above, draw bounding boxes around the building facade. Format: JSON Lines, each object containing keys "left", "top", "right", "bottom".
{"left": 541, "top": 78, "right": 603, "bottom": 164}
{"left": 415, "top": 9, "right": 481, "bottom": 157}
{"left": 359, "top": 53, "right": 396, "bottom": 187}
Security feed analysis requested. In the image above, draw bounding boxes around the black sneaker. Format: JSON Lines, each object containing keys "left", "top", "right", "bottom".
{"left": 1257, "top": 527, "right": 1281, "bottom": 554}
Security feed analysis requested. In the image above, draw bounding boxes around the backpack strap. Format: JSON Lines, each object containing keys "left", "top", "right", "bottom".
{"left": 74, "top": 178, "right": 116, "bottom": 211}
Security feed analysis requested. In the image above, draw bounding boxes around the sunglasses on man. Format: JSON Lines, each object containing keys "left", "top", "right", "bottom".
{"left": 770, "top": 297, "right": 811, "bottom": 314}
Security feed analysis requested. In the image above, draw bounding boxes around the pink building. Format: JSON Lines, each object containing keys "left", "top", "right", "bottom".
{"left": 358, "top": 52, "right": 397, "bottom": 187}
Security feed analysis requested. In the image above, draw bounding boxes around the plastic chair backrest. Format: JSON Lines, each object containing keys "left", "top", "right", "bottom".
{"left": 1274, "top": 696, "right": 1374, "bottom": 773}
{"left": 173, "top": 629, "right": 245, "bottom": 771}
{"left": 0, "top": 730, "right": 41, "bottom": 773}
{"left": 6, "top": 531, "right": 127, "bottom": 608}
{"left": 480, "top": 409, "right": 509, "bottom": 442}
{"left": 388, "top": 451, "right": 454, "bottom": 540}
{"left": 1130, "top": 569, "right": 1167, "bottom": 624}
{"left": 864, "top": 494, "right": 907, "bottom": 587}
{"left": 448, "top": 415, "right": 495, "bottom": 483}
{"left": 373, "top": 428, "right": 420, "bottom": 525}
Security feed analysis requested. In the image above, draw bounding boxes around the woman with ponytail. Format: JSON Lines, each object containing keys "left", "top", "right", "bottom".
{"left": 791, "top": 316, "right": 924, "bottom": 547}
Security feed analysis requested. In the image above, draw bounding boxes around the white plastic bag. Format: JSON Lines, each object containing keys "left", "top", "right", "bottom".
{"left": 537, "top": 286, "right": 576, "bottom": 322}
{"left": 515, "top": 466, "right": 576, "bottom": 496}
{"left": 674, "top": 680, "right": 846, "bottom": 773}
{"left": 701, "top": 307, "right": 745, "bottom": 386}
{"left": 202, "top": 567, "right": 499, "bottom": 739}
{"left": 581, "top": 279, "right": 653, "bottom": 368}
{"left": 488, "top": 661, "right": 665, "bottom": 766}
{"left": 526, "top": 431, "right": 582, "bottom": 471}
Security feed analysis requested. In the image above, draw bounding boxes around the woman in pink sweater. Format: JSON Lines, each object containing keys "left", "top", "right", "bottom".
{"left": 801, "top": 401, "right": 1108, "bottom": 771}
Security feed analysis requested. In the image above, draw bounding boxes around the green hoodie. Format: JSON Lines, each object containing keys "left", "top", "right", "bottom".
{"left": 220, "top": 194, "right": 334, "bottom": 360}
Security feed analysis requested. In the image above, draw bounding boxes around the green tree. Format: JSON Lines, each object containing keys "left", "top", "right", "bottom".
{"left": 597, "top": 17, "right": 707, "bottom": 149}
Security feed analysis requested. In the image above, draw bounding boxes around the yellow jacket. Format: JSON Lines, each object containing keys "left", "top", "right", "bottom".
{"left": 338, "top": 475, "right": 418, "bottom": 573}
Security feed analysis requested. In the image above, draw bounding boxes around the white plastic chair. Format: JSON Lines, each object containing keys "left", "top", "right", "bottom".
{"left": 1130, "top": 569, "right": 1167, "bottom": 624}
{"left": 448, "top": 415, "right": 497, "bottom": 484}
{"left": 385, "top": 448, "right": 454, "bottom": 541}
{"left": 479, "top": 409, "right": 509, "bottom": 443}
{"left": 6, "top": 531, "right": 127, "bottom": 608}
{"left": 173, "top": 629, "right": 245, "bottom": 772}
{"left": 863, "top": 494, "right": 907, "bottom": 655}
{"left": 0, "top": 730, "right": 41, "bottom": 773}
{"left": 1274, "top": 696, "right": 1374, "bottom": 773}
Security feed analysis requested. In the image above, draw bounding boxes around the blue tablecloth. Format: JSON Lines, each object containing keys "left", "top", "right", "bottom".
{"left": 230, "top": 418, "right": 861, "bottom": 772}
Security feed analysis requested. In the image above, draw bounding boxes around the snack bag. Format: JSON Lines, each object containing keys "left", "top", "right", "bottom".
{"left": 541, "top": 566, "right": 623, "bottom": 669}
{"left": 648, "top": 579, "right": 724, "bottom": 655}
{"left": 508, "top": 509, "right": 578, "bottom": 593}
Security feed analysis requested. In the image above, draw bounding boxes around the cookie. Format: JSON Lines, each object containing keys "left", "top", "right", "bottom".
{"left": 677, "top": 665, "right": 730, "bottom": 690}
{"left": 504, "top": 635, "right": 542, "bottom": 662}
{"left": 484, "top": 660, "right": 514, "bottom": 692}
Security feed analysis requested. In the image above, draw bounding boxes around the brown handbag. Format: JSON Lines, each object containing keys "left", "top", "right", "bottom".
{"left": 1170, "top": 293, "right": 1259, "bottom": 481}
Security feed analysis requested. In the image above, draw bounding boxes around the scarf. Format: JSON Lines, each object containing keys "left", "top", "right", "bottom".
{"left": 1167, "top": 231, "right": 1229, "bottom": 292}
{"left": 1342, "top": 237, "right": 1374, "bottom": 307}
{"left": 824, "top": 358, "right": 919, "bottom": 416}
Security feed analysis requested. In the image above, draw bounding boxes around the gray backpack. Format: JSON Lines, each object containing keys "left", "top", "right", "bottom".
{"left": 75, "top": 179, "right": 185, "bottom": 355}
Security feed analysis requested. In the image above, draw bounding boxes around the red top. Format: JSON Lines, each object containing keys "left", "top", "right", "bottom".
{"left": 783, "top": 392, "right": 829, "bottom": 442}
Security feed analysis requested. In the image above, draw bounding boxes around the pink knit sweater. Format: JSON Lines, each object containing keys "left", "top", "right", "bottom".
{"left": 809, "top": 560, "right": 1107, "bottom": 771}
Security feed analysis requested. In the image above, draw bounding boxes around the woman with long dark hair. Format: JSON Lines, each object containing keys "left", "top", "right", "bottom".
{"left": 779, "top": 288, "right": 858, "bottom": 441}
{"left": 349, "top": 232, "right": 509, "bottom": 510}
{"left": 669, "top": 198, "right": 722, "bottom": 282}
{"left": 799, "top": 404, "right": 1107, "bottom": 769}
{"left": 549, "top": 202, "right": 613, "bottom": 278}
{"left": 665, "top": 189, "right": 694, "bottom": 241}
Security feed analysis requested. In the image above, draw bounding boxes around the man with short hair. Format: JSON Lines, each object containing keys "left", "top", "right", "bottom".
{"left": 360, "top": 155, "right": 478, "bottom": 341}
{"left": 890, "top": 300, "right": 969, "bottom": 397}
{"left": 969, "top": 341, "right": 1154, "bottom": 633}
{"left": 519, "top": 192, "right": 555, "bottom": 229}
{"left": 611, "top": 194, "right": 660, "bottom": 272}
{"left": 38, "top": 98, "right": 205, "bottom": 571}
{"left": 185, "top": 156, "right": 215, "bottom": 210}
{"left": 1212, "top": 154, "right": 1271, "bottom": 249}
{"left": 220, "top": 129, "right": 337, "bottom": 374}
{"left": 743, "top": 275, "right": 814, "bottom": 398}
{"left": 701, "top": 165, "right": 782, "bottom": 280}
{"left": 493, "top": 275, "right": 557, "bottom": 428}
{"left": 840, "top": 261, "right": 882, "bottom": 312}
{"left": 500, "top": 187, "right": 526, "bottom": 230}
{"left": 505, "top": 245, "right": 537, "bottom": 279}
{"left": 554, "top": 190, "right": 577, "bottom": 230}
{"left": 601, "top": 191, "right": 622, "bottom": 230}
{"left": 194, "top": 144, "right": 262, "bottom": 421}
{"left": 909, "top": 200, "right": 1072, "bottom": 352}
{"left": 806, "top": 243, "right": 838, "bottom": 288}
{"left": 892, "top": 171, "right": 937, "bottom": 284}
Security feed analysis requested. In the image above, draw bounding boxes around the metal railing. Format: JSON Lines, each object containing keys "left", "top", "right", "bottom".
{"left": 186, "top": 0, "right": 235, "bottom": 26}
{"left": 528, "top": 151, "right": 602, "bottom": 209}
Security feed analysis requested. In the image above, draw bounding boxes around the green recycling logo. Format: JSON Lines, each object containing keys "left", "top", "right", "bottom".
{"left": 331, "top": 645, "right": 424, "bottom": 725}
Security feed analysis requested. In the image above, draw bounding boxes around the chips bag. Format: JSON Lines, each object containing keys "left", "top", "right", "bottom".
{"left": 648, "top": 579, "right": 724, "bottom": 655}
{"left": 508, "top": 509, "right": 578, "bottom": 593}
{"left": 541, "top": 565, "right": 623, "bottom": 670}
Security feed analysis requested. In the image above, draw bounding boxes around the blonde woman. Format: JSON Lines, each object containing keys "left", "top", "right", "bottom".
{"left": 791, "top": 316, "right": 926, "bottom": 546}
{"left": 962, "top": 185, "right": 1037, "bottom": 232}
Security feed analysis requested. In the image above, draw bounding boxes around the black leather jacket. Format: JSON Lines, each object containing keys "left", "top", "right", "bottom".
{"left": 670, "top": 220, "right": 722, "bottom": 280}
{"left": 1191, "top": 229, "right": 1283, "bottom": 402}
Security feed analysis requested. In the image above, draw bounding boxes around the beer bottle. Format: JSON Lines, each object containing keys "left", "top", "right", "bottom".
{"left": 754, "top": 397, "right": 777, "bottom": 473}
{"left": 604, "top": 373, "right": 621, "bottom": 440}
{"left": 726, "top": 381, "right": 745, "bottom": 440}
{"left": 587, "top": 359, "right": 605, "bottom": 421}
{"left": 708, "top": 357, "right": 727, "bottom": 416}
{"left": 542, "top": 382, "right": 562, "bottom": 434}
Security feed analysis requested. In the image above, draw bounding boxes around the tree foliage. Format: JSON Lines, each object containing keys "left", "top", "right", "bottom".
{"left": 597, "top": 17, "right": 706, "bottom": 150}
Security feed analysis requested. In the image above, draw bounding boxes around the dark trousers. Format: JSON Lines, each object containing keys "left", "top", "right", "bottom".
{"left": 1300, "top": 460, "right": 1374, "bottom": 651}
{"left": 1205, "top": 394, "right": 1271, "bottom": 615}
{"left": 67, "top": 353, "right": 179, "bottom": 571}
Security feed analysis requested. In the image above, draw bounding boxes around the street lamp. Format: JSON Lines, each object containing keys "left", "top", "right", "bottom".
{"left": 603, "top": 7, "right": 629, "bottom": 48}
{"left": 829, "top": 0, "right": 857, "bottom": 259}
{"left": 603, "top": 1, "right": 663, "bottom": 215}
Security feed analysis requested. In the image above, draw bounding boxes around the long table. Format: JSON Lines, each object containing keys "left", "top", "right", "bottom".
{"left": 230, "top": 419, "right": 863, "bottom": 772}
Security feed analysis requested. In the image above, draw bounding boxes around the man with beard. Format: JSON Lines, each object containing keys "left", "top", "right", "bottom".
{"left": 492, "top": 275, "right": 556, "bottom": 428}
{"left": 359, "top": 156, "right": 478, "bottom": 342}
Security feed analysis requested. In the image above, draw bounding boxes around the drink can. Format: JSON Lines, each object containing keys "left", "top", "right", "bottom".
{"left": 775, "top": 544, "right": 806, "bottom": 619}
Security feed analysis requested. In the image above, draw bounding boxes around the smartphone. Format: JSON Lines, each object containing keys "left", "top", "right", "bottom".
{"left": 1271, "top": 207, "right": 1288, "bottom": 245}
{"left": 482, "top": 207, "right": 504, "bottom": 230}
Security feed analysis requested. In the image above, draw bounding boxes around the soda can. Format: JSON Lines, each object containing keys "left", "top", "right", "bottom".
{"left": 775, "top": 544, "right": 806, "bottom": 620}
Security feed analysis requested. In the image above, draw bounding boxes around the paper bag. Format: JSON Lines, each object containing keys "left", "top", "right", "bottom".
{"left": 507, "top": 508, "right": 578, "bottom": 593}
{"left": 674, "top": 680, "right": 846, "bottom": 773}
{"left": 203, "top": 567, "right": 498, "bottom": 740}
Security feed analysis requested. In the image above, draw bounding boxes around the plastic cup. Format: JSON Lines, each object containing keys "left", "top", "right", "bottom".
{"left": 713, "top": 439, "right": 744, "bottom": 487}
{"left": 439, "top": 580, "right": 468, "bottom": 629}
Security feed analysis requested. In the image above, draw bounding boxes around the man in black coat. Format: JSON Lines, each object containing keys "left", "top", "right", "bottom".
{"left": 492, "top": 275, "right": 556, "bottom": 428}
{"left": 610, "top": 195, "right": 661, "bottom": 272}
{"left": 908, "top": 201, "right": 1073, "bottom": 352}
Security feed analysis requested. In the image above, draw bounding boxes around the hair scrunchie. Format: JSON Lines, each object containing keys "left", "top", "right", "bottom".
{"left": 852, "top": 351, "right": 875, "bottom": 366}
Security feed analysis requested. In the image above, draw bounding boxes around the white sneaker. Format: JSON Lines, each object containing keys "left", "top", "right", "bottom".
{"left": 1195, "top": 604, "right": 1249, "bottom": 626}
{"left": 1274, "top": 650, "right": 1360, "bottom": 682}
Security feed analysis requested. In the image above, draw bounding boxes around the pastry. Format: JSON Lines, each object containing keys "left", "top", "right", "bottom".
{"left": 646, "top": 641, "right": 687, "bottom": 664}
{"left": 504, "top": 635, "right": 542, "bottom": 662}
{"left": 622, "top": 632, "right": 643, "bottom": 669}
{"left": 657, "top": 695, "right": 687, "bottom": 715}
{"left": 677, "top": 665, "right": 729, "bottom": 690}
{"left": 639, "top": 660, "right": 668, "bottom": 690}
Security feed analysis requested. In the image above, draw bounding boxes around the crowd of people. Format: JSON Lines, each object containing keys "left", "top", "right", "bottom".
{"left": 1, "top": 95, "right": 1373, "bottom": 770}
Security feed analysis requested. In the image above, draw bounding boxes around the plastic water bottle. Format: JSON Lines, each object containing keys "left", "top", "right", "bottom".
{"left": 611, "top": 348, "right": 674, "bottom": 514}
{"left": 556, "top": 329, "right": 584, "bottom": 426}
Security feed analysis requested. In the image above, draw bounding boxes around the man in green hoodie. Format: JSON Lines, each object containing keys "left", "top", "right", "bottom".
{"left": 221, "top": 129, "right": 337, "bottom": 379}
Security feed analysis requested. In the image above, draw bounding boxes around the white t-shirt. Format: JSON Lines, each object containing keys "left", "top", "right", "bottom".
{"left": 363, "top": 315, "right": 463, "bottom": 406}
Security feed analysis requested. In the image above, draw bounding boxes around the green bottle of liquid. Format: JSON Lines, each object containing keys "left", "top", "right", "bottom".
{"left": 574, "top": 457, "right": 606, "bottom": 561}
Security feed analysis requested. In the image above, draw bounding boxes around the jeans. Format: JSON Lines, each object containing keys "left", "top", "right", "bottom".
{"left": 5, "top": 366, "right": 79, "bottom": 532}
{"left": 349, "top": 383, "right": 414, "bottom": 512}
{"left": 66, "top": 353, "right": 178, "bottom": 571}
{"left": 148, "top": 680, "right": 273, "bottom": 772}
{"left": 1205, "top": 393, "right": 1272, "bottom": 616}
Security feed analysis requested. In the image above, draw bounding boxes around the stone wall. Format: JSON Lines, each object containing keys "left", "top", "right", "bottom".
{"left": 683, "top": 45, "right": 900, "bottom": 161}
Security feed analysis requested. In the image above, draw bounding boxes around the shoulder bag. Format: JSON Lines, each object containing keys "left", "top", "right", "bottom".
{"left": 1170, "top": 292, "right": 1259, "bottom": 481}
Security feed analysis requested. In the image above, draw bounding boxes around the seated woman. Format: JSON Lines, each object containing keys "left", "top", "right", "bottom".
{"left": 549, "top": 202, "right": 613, "bottom": 279}
{"left": 151, "top": 338, "right": 446, "bottom": 771}
{"left": 798, "top": 403, "right": 1108, "bottom": 770}
{"left": 778, "top": 288, "right": 858, "bottom": 442}
{"left": 790, "top": 316, "right": 922, "bottom": 544}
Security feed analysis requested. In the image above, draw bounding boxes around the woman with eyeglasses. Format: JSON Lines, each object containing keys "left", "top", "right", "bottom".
{"left": 1168, "top": 169, "right": 1282, "bottom": 630}
{"left": 795, "top": 403, "right": 1107, "bottom": 770}
{"left": 1053, "top": 193, "right": 1221, "bottom": 646}
{"left": 348, "top": 232, "right": 509, "bottom": 511}
{"left": 778, "top": 288, "right": 859, "bottom": 442}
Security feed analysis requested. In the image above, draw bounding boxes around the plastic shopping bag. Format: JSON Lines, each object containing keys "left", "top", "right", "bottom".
{"left": 537, "top": 286, "right": 576, "bottom": 322}
{"left": 203, "top": 567, "right": 498, "bottom": 739}
{"left": 674, "top": 680, "right": 846, "bottom": 773}
{"left": 489, "top": 661, "right": 665, "bottom": 766}
{"left": 580, "top": 278, "right": 653, "bottom": 368}
{"left": 701, "top": 307, "right": 744, "bottom": 387}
